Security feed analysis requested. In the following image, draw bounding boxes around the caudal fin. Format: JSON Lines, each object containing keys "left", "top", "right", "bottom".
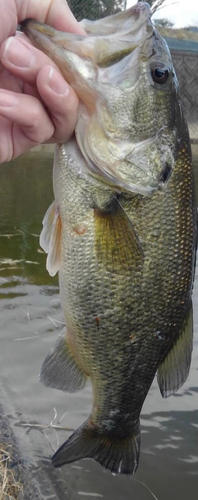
{"left": 52, "top": 419, "right": 140, "bottom": 475}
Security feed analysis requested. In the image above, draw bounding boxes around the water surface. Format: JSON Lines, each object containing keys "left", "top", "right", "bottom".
{"left": 0, "top": 148, "right": 197, "bottom": 499}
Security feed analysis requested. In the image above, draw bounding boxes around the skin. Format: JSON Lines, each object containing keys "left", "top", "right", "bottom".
{"left": 0, "top": 0, "right": 85, "bottom": 163}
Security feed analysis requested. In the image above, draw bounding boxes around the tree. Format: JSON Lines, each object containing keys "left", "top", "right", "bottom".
{"left": 186, "top": 26, "right": 198, "bottom": 32}
{"left": 154, "top": 18, "right": 173, "bottom": 27}
{"left": 67, "top": 0, "right": 127, "bottom": 21}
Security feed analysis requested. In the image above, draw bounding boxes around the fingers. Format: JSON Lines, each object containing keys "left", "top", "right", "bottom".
{"left": 0, "top": 35, "right": 79, "bottom": 143}
{"left": 37, "top": 65, "right": 79, "bottom": 143}
{"left": 0, "top": 1, "right": 17, "bottom": 46}
{"left": 0, "top": 1, "right": 85, "bottom": 50}
{"left": 1, "top": 36, "right": 62, "bottom": 84}
{"left": 0, "top": 1, "right": 83, "bottom": 161}
{"left": 44, "top": 0, "right": 85, "bottom": 33}
{"left": 0, "top": 89, "right": 54, "bottom": 160}
{"left": 17, "top": 0, "right": 85, "bottom": 34}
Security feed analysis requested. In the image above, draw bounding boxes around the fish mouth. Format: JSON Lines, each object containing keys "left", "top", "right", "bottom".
{"left": 20, "top": 2, "right": 152, "bottom": 68}
{"left": 21, "top": 2, "right": 151, "bottom": 38}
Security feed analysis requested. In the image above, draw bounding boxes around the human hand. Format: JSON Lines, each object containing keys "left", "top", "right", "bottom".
{"left": 0, "top": 0, "right": 85, "bottom": 163}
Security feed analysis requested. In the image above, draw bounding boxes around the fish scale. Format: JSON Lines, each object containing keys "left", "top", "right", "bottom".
{"left": 51, "top": 137, "right": 196, "bottom": 454}
{"left": 21, "top": 1, "right": 197, "bottom": 475}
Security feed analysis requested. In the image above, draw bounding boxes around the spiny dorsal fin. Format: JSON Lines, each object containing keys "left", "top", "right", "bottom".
{"left": 39, "top": 201, "right": 62, "bottom": 277}
{"left": 94, "top": 197, "right": 144, "bottom": 270}
{"left": 157, "top": 303, "right": 193, "bottom": 398}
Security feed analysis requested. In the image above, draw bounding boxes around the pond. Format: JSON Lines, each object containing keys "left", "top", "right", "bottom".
{"left": 0, "top": 146, "right": 197, "bottom": 500}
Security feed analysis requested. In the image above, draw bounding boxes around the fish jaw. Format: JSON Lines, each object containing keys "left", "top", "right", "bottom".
{"left": 80, "top": 1, "right": 151, "bottom": 35}
{"left": 20, "top": 19, "right": 97, "bottom": 112}
{"left": 20, "top": 3, "right": 152, "bottom": 85}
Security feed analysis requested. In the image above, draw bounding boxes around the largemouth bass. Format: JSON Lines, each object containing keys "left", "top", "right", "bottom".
{"left": 21, "top": 2, "right": 197, "bottom": 475}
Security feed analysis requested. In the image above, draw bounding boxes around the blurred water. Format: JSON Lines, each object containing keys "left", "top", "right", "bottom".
{"left": 0, "top": 149, "right": 197, "bottom": 499}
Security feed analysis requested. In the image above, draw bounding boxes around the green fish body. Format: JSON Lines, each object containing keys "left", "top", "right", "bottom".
{"left": 22, "top": 1, "right": 197, "bottom": 474}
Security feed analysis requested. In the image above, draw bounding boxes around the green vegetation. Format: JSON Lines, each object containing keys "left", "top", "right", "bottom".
{"left": 158, "top": 26, "right": 198, "bottom": 42}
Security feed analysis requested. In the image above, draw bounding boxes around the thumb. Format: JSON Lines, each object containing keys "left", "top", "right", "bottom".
{"left": 18, "top": 0, "right": 85, "bottom": 34}
{"left": 0, "top": 0, "right": 85, "bottom": 47}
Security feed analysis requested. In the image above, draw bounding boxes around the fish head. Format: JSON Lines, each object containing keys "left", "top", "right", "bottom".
{"left": 21, "top": 2, "right": 187, "bottom": 196}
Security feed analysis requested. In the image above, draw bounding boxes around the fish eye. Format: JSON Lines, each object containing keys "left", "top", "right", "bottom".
{"left": 151, "top": 66, "right": 169, "bottom": 84}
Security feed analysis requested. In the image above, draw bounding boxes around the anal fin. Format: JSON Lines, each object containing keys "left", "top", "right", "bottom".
{"left": 39, "top": 333, "right": 86, "bottom": 393}
{"left": 94, "top": 197, "right": 144, "bottom": 269}
{"left": 157, "top": 303, "right": 193, "bottom": 398}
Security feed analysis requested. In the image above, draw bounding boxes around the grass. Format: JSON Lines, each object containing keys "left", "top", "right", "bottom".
{"left": 159, "top": 26, "right": 198, "bottom": 42}
{"left": 0, "top": 444, "right": 23, "bottom": 500}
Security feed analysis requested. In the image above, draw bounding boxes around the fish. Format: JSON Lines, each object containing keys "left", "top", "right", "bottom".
{"left": 21, "top": 1, "right": 197, "bottom": 475}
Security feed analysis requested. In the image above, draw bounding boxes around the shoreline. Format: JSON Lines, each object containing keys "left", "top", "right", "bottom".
{"left": 0, "top": 405, "right": 42, "bottom": 500}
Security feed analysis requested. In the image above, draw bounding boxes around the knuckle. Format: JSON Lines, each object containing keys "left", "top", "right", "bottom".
{"left": 26, "top": 105, "right": 54, "bottom": 142}
{"left": 64, "top": 92, "right": 79, "bottom": 114}
{"left": 52, "top": 88, "right": 79, "bottom": 117}
{"left": 41, "top": 122, "right": 54, "bottom": 142}
{"left": 30, "top": 105, "right": 42, "bottom": 129}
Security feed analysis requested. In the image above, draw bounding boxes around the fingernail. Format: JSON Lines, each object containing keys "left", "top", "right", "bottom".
{"left": 47, "top": 67, "right": 69, "bottom": 95}
{"left": 3, "top": 37, "right": 35, "bottom": 68}
{"left": 0, "top": 90, "right": 19, "bottom": 107}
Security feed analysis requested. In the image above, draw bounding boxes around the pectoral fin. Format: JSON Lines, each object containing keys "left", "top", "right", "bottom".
{"left": 39, "top": 201, "right": 62, "bottom": 277}
{"left": 39, "top": 332, "right": 86, "bottom": 393}
{"left": 94, "top": 197, "right": 144, "bottom": 269}
{"left": 157, "top": 303, "right": 193, "bottom": 398}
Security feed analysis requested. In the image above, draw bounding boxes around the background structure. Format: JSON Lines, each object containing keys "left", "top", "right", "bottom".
{"left": 67, "top": 0, "right": 127, "bottom": 20}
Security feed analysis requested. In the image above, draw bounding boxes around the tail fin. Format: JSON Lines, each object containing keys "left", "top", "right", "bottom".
{"left": 52, "top": 419, "right": 140, "bottom": 475}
